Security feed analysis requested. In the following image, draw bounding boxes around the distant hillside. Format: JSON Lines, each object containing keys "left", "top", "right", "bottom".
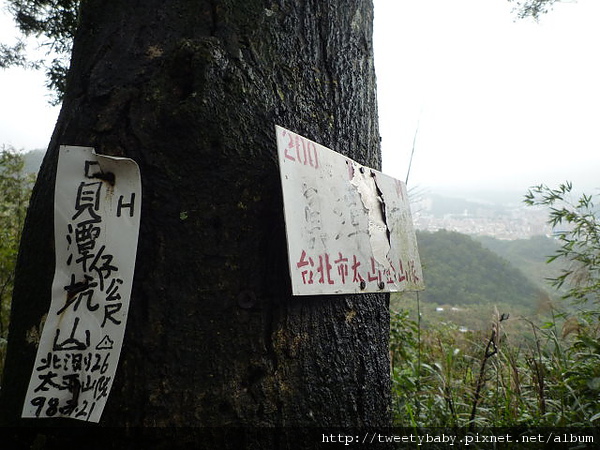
{"left": 416, "top": 230, "right": 545, "bottom": 308}
{"left": 475, "top": 235, "right": 563, "bottom": 292}
{"left": 23, "top": 149, "right": 45, "bottom": 174}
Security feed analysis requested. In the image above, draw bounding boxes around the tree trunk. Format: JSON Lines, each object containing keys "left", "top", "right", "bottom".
{"left": 1, "top": 0, "right": 389, "bottom": 440}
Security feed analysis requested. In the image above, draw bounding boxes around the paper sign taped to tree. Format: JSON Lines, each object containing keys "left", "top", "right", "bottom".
{"left": 22, "top": 146, "right": 141, "bottom": 422}
{"left": 276, "top": 125, "right": 423, "bottom": 296}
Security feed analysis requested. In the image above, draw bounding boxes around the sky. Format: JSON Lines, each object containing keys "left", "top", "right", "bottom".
{"left": 1, "top": 1, "right": 599, "bottom": 195}
{"left": 0, "top": 7, "right": 59, "bottom": 151}
{"left": 374, "top": 0, "right": 600, "bottom": 194}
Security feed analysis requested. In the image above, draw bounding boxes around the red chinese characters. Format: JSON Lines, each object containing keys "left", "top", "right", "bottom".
{"left": 295, "top": 250, "right": 420, "bottom": 289}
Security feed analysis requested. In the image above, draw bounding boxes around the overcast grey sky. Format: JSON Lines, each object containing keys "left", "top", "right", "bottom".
{"left": 0, "top": 7, "right": 59, "bottom": 151}
{"left": 374, "top": 0, "right": 600, "bottom": 193}
{"left": 1, "top": 1, "right": 599, "bottom": 194}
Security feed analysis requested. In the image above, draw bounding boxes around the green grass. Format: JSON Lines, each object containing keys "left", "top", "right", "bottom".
{"left": 390, "top": 294, "right": 600, "bottom": 427}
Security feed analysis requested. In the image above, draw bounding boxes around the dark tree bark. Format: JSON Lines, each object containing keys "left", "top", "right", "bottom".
{"left": 1, "top": 0, "right": 389, "bottom": 442}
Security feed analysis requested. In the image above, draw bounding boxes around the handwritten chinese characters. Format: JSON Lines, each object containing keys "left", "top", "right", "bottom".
{"left": 296, "top": 250, "right": 421, "bottom": 288}
{"left": 276, "top": 125, "right": 424, "bottom": 296}
{"left": 22, "top": 146, "right": 141, "bottom": 422}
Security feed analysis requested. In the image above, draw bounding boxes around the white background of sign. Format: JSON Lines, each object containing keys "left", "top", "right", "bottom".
{"left": 276, "top": 126, "right": 423, "bottom": 296}
{"left": 22, "top": 146, "right": 141, "bottom": 422}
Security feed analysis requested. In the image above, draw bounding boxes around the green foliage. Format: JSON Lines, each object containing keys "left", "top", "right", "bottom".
{"left": 390, "top": 305, "right": 600, "bottom": 427}
{"left": 508, "top": 0, "right": 558, "bottom": 20}
{"left": 0, "top": 146, "right": 34, "bottom": 377}
{"left": 0, "top": 39, "right": 30, "bottom": 69}
{"left": 390, "top": 182, "right": 600, "bottom": 427}
{"left": 525, "top": 182, "right": 600, "bottom": 305}
{"left": 417, "top": 230, "right": 544, "bottom": 307}
{"left": 1, "top": 0, "right": 79, "bottom": 102}
{"left": 524, "top": 183, "right": 600, "bottom": 424}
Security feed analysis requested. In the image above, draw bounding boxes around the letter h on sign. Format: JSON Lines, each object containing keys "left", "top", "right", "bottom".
{"left": 117, "top": 193, "right": 136, "bottom": 218}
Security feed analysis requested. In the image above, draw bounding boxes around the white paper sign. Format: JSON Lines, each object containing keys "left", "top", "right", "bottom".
{"left": 276, "top": 126, "right": 423, "bottom": 296}
{"left": 22, "top": 146, "right": 141, "bottom": 422}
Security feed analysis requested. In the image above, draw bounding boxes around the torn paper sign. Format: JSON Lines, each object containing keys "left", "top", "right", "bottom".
{"left": 22, "top": 146, "right": 141, "bottom": 422}
{"left": 276, "top": 125, "right": 424, "bottom": 296}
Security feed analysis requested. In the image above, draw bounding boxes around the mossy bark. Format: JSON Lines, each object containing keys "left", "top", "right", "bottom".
{"left": 0, "top": 0, "right": 389, "bottom": 436}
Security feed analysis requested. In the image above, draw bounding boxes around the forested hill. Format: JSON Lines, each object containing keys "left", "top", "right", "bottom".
{"left": 475, "top": 235, "right": 562, "bottom": 291}
{"left": 23, "top": 149, "right": 45, "bottom": 174}
{"left": 417, "top": 230, "right": 545, "bottom": 307}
